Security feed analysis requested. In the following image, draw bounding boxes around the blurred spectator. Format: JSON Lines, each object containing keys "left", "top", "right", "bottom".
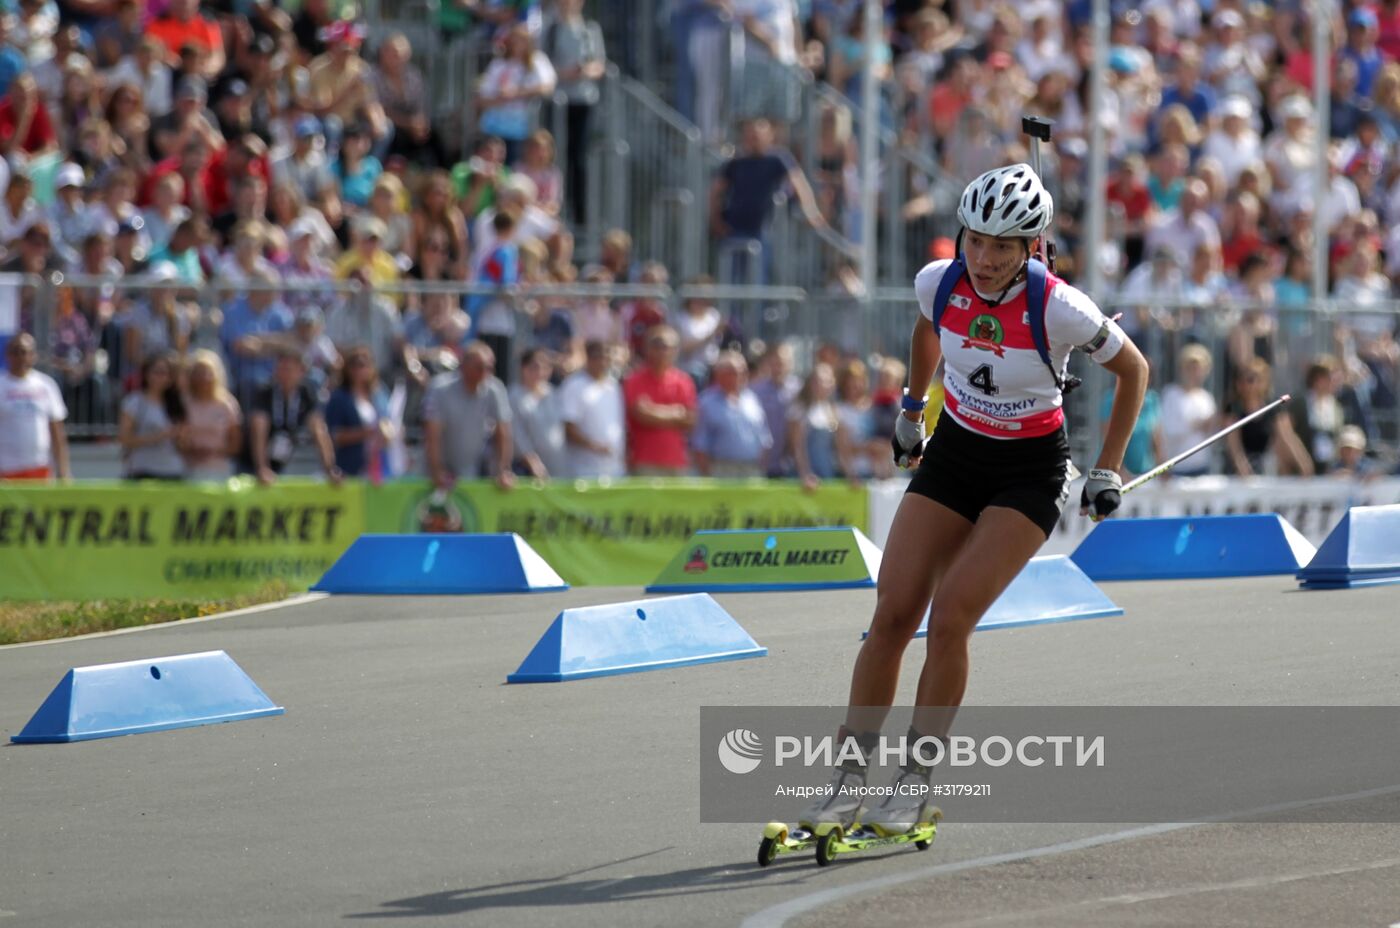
{"left": 569, "top": 265, "right": 622, "bottom": 348}
{"left": 373, "top": 33, "right": 443, "bottom": 170}
{"left": 710, "top": 117, "right": 828, "bottom": 282}
{"left": 692, "top": 350, "right": 771, "bottom": 478}
{"left": 750, "top": 340, "right": 798, "bottom": 476}
{"left": 306, "top": 21, "right": 386, "bottom": 148}
{"left": 109, "top": 36, "right": 175, "bottom": 118}
{"left": 423, "top": 340, "right": 515, "bottom": 490}
{"left": 323, "top": 345, "right": 392, "bottom": 478}
{"left": 141, "top": 173, "right": 192, "bottom": 252}
{"left": 1288, "top": 357, "right": 1347, "bottom": 475}
{"left": 325, "top": 269, "right": 409, "bottom": 380}
{"left": 787, "top": 361, "right": 846, "bottom": 489}
{"left": 1332, "top": 425, "right": 1379, "bottom": 480}
{"left": 515, "top": 129, "right": 561, "bottom": 216}
{"left": 406, "top": 291, "right": 471, "bottom": 376}
{"left": 542, "top": 0, "right": 604, "bottom": 222}
{"left": 147, "top": 215, "right": 207, "bottom": 285}
{"left": 0, "top": 333, "right": 70, "bottom": 481}
{"left": 334, "top": 215, "right": 399, "bottom": 289}
{"left": 148, "top": 0, "right": 225, "bottom": 80}
{"left": 0, "top": 173, "right": 40, "bottom": 248}
{"left": 675, "top": 279, "right": 722, "bottom": 385}
{"left": 216, "top": 219, "right": 277, "bottom": 283}
{"left": 623, "top": 325, "right": 696, "bottom": 476}
{"left": 2, "top": 221, "right": 60, "bottom": 278}
{"left": 221, "top": 267, "right": 294, "bottom": 409}
{"left": 671, "top": 0, "right": 729, "bottom": 142}
{"left": 597, "top": 227, "right": 633, "bottom": 282}
{"left": 413, "top": 170, "right": 469, "bottom": 278}
{"left": 367, "top": 175, "right": 413, "bottom": 261}
{"left": 48, "top": 163, "right": 88, "bottom": 255}
{"left": 452, "top": 134, "right": 510, "bottom": 224}
{"left": 118, "top": 352, "right": 186, "bottom": 480}
{"left": 268, "top": 181, "right": 337, "bottom": 257}
{"left": 247, "top": 347, "right": 338, "bottom": 484}
{"left": 468, "top": 209, "right": 522, "bottom": 378}
{"left": 1158, "top": 343, "right": 1217, "bottom": 478}
{"left": 558, "top": 338, "right": 625, "bottom": 477}
{"left": 1107, "top": 154, "right": 1154, "bottom": 269}
{"left": 49, "top": 280, "right": 106, "bottom": 426}
{"left": 124, "top": 264, "right": 192, "bottom": 363}
{"left": 1145, "top": 178, "right": 1219, "bottom": 269}
{"left": 179, "top": 348, "right": 242, "bottom": 480}
{"left": 1223, "top": 358, "right": 1312, "bottom": 477}
{"left": 277, "top": 218, "right": 336, "bottom": 315}
{"left": 509, "top": 346, "right": 565, "bottom": 478}
{"left": 0, "top": 73, "right": 58, "bottom": 159}
{"left": 273, "top": 116, "right": 335, "bottom": 204}
{"left": 834, "top": 358, "right": 889, "bottom": 480}
{"left": 331, "top": 123, "right": 383, "bottom": 210}
{"left": 619, "top": 260, "right": 669, "bottom": 358}
{"left": 291, "top": 307, "right": 341, "bottom": 395}
{"left": 477, "top": 23, "right": 557, "bottom": 165}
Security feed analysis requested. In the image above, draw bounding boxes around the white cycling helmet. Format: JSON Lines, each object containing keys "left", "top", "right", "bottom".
{"left": 957, "top": 163, "right": 1054, "bottom": 239}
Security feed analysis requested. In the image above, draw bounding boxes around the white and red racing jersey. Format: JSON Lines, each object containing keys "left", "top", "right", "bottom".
{"left": 914, "top": 259, "right": 1126, "bottom": 439}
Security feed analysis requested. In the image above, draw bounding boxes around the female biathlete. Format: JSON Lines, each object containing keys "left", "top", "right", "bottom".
{"left": 800, "top": 163, "right": 1148, "bottom": 833}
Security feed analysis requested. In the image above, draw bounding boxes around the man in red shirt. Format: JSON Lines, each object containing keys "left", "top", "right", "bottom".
{"left": 623, "top": 325, "right": 696, "bottom": 476}
{"left": 149, "top": 0, "right": 226, "bottom": 79}
{"left": 142, "top": 137, "right": 214, "bottom": 213}
{"left": 0, "top": 74, "right": 57, "bottom": 160}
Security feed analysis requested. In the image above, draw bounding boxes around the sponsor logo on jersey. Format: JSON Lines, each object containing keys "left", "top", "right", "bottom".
{"left": 962, "top": 314, "right": 1007, "bottom": 357}
{"left": 948, "top": 293, "right": 972, "bottom": 309}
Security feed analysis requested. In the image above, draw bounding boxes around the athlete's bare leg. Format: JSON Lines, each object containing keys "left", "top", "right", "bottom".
{"left": 844, "top": 493, "right": 974, "bottom": 734}
{"left": 911, "top": 505, "right": 1048, "bottom": 735}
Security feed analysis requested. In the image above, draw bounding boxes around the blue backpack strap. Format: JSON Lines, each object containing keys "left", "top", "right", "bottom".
{"left": 930, "top": 257, "right": 965, "bottom": 335}
{"left": 1025, "top": 257, "right": 1067, "bottom": 391}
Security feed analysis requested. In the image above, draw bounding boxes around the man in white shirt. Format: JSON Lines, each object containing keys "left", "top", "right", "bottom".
{"left": 1144, "top": 179, "right": 1220, "bottom": 268}
{"left": 0, "top": 333, "right": 70, "bottom": 480}
{"left": 557, "top": 339, "right": 625, "bottom": 478}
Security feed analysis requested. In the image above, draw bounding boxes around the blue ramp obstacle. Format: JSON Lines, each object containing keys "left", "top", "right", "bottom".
{"left": 863, "top": 555, "right": 1122, "bottom": 639}
{"left": 1298, "top": 504, "right": 1400, "bottom": 589}
{"left": 1071, "top": 515, "right": 1315, "bottom": 581}
{"left": 507, "top": 593, "right": 766, "bottom": 683}
{"left": 11, "top": 651, "right": 284, "bottom": 744}
{"left": 312, "top": 533, "right": 568, "bottom": 594}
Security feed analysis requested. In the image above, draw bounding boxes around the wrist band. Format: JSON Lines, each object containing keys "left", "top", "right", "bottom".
{"left": 901, "top": 391, "right": 928, "bottom": 412}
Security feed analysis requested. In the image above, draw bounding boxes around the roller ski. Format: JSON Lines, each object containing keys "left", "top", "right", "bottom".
{"left": 755, "top": 740, "right": 942, "bottom": 867}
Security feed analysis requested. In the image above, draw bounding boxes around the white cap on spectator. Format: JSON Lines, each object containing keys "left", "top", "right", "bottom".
{"left": 355, "top": 215, "right": 388, "bottom": 241}
{"left": 287, "top": 216, "right": 316, "bottom": 241}
{"left": 1220, "top": 96, "right": 1252, "bottom": 120}
{"left": 146, "top": 261, "right": 179, "bottom": 282}
{"left": 1213, "top": 9, "right": 1244, "bottom": 29}
{"left": 1339, "top": 425, "right": 1367, "bottom": 450}
{"left": 1280, "top": 95, "right": 1312, "bottom": 120}
{"left": 501, "top": 173, "right": 538, "bottom": 202}
{"left": 55, "top": 162, "right": 85, "bottom": 190}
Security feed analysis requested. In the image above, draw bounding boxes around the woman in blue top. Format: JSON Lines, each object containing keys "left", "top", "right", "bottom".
{"left": 331, "top": 125, "right": 383, "bottom": 210}
{"left": 323, "top": 346, "right": 391, "bottom": 476}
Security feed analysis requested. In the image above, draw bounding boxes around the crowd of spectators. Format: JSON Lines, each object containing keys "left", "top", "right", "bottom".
{"left": 669, "top": 0, "right": 1400, "bottom": 473}
{"left": 1, "top": 0, "right": 1398, "bottom": 485}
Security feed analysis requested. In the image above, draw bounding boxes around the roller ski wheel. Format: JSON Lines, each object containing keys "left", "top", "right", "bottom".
{"left": 755, "top": 821, "right": 816, "bottom": 867}
{"left": 809, "top": 813, "right": 941, "bottom": 867}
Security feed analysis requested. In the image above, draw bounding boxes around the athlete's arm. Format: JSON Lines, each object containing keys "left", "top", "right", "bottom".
{"left": 1095, "top": 338, "right": 1148, "bottom": 473}
{"left": 905, "top": 314, "right": 942, "bottom": 409}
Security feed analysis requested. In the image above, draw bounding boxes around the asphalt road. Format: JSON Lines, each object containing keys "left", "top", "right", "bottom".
{"left": 3, "top": 577, "right": 1399, "bottom": 928}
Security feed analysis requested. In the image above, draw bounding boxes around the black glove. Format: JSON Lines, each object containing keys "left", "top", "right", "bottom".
{"left": 1079, "top": 468, "right": 1122, "bottom": 522}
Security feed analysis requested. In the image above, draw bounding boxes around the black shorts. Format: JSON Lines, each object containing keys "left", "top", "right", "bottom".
{"left": 906, "top": 412, "right": 1072, "bottom": 538}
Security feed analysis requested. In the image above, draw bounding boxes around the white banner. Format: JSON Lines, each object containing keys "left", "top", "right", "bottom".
{"left": 867, "top": 476, "right": 1400, "bottom": 557}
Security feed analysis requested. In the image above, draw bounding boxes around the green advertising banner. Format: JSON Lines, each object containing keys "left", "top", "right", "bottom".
{"left": 646, "top": 526, "right": 883, "bottom": 592}
{"left": 0, "top": 480, "right": 366, "bottom": 601}
{"left": 364, "top": 480, "right": 869, "bottom": 586}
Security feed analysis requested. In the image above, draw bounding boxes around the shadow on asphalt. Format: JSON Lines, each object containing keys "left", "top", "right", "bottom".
{"left": 342, "top": 843, "right": 903, "bottom": 918}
